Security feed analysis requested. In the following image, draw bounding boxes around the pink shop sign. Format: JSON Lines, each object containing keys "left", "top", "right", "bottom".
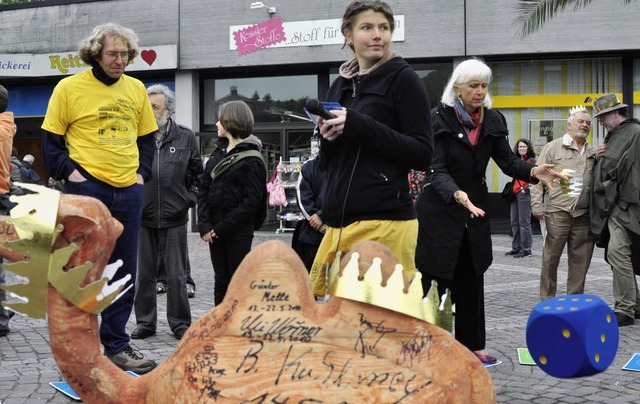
{"left": 233, "top": 17, "right": 286, "bottom": 56}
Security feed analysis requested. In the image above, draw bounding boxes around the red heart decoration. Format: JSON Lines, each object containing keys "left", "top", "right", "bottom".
{"left": 140, "top": 49, "right": 157, "bottom": 66}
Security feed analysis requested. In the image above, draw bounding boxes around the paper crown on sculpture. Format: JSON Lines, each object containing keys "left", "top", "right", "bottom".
{"left": 0, "top": 184, "right": 129, "bottom": 318}
{"left": 327, "top": 240, "right": 453, "bottom": 332}
{"left": 592, "top": 94, "right": 628, "bottom": 118}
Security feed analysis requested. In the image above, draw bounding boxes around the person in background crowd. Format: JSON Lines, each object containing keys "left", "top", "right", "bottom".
{"left": 590, "top": 94, "right": 640, "bottom": 327}
{"left": 9, "top": 147, "right": 23, "bottom": 184}
{"left": 506, "top": 139, "right": 536, "bottom": 258}
{"left": 309, "top": 0, "right": 433, "bottom": 298}
{"left": 0, "top": 83, "right": 17, "bottom": 337}
{"left": 132, "top": 84, "right": 202, "bottom": 341}
{"left": 293, "top": 155, "right": 327, "bottom": 271}
{"left": 532, "top": 106, "right": 596, "bottom": 301}
{"left": 415, "top": 58, "right": 566, "bottom": 364}
{"left": 41, "top": 23, "right": 158, "bottom": 373}
{"left": 197, "top": 100, "right": 266, "bottom": 306}
{"left": 47, "top": 176, "right": 65, "bottom": 191}
{"left": 20, "top": 154, "right": 46, "bottom": 185}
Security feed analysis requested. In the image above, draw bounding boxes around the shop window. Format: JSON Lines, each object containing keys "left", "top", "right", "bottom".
{"left": 487, "top": 58, "right": 622, "bottom": 193}
{"left": 490, "top": 58, "right": 621, "bottom": 148}
{"left": 203, "top": 75, "right": 318, "bottom": 128}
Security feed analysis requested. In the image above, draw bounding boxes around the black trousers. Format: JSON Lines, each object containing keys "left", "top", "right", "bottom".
{"left": 208, "top": 228, "right": 254, "bottom": 306}
{"left": 422, "top": 232, "right": 486, "bottom": 352}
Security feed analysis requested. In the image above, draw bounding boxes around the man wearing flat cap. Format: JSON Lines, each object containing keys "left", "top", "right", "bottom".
{"left": 590, "top": 93, "right": 640, "bottom": 327}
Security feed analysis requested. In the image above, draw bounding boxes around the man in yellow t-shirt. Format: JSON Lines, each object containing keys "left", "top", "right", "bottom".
{"left": 41, "top": 23, "right": 158, "bottom": 374}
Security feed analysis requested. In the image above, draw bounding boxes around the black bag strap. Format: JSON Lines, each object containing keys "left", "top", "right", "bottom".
{"left": 210, "top": 150, "right": 265, "bottom": 181}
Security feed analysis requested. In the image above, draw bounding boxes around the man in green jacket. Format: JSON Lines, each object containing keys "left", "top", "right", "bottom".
{"left": 590, "top": 93, "right": 640, "bottom": 327}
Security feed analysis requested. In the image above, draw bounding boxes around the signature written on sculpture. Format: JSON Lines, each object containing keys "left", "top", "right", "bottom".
{"left": 185, "top": 340, "right": 433, "bottom": 403}
{"left": 179, "top": 265, "right": 439, "bottom": 402}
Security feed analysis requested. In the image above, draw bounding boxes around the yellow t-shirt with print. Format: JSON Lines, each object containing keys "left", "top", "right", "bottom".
{"left": 42, "top": 69, "right": 157, "bottom": 188}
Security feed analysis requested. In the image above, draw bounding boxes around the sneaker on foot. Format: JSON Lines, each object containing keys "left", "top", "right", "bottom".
{"left": 156, "top": 283, "right": 167, "bottom": 294}
{"left": 187, "top": 284, "right": 195, "bottom": 298}
{"left": 106, "top": 345, "right": 157, "bottom": 374}
{"left": 505, "top": 249, "right": 520, "bottom": 256}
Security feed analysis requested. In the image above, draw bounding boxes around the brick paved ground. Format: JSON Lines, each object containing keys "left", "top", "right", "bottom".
{"left": 1, "top": 230, "right": 639, "bottom": 403}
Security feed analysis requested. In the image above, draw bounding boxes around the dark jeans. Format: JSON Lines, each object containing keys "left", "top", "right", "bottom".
{"left": 510, "top": 190, "right": 533, "bottom": 253}
{"left": 64, "top": 179, "right": 143, "bottom": 355}
{"left": 208, "top": 227, "right": 253, "bottom": 306}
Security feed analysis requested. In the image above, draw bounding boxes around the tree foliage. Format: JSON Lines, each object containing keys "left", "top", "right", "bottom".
{"left": 514, "top": 0, "right": 636, "bottom": 38}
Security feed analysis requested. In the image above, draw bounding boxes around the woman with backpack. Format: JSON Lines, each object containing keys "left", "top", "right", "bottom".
{"left": 197, "top": 101, "right": 267, "bottom": 306}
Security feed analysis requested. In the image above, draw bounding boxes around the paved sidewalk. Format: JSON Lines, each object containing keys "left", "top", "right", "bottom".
{"left": 1, "top": 231, "right": 639, "bottom": 403}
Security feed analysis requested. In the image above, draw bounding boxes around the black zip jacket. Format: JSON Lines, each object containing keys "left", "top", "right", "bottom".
{"left": 320, "top": 56, "right": 433, "bottom": 227}
{"left": 141, "top": 119, "right": 203, "bottom": 228}
{"left": 197, "top": 137, "right": 266, "bottom": 238}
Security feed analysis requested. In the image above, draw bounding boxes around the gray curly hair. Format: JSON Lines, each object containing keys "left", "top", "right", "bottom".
{"left": 78, "top": 23, "right": 140, "bottom": 65}
{"left": 146, "top": 84, "right": 176, "bottom": 112}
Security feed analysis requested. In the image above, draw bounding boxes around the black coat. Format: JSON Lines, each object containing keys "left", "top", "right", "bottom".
{"left": 320, "top": 56, "right": 433, "bottom": 227}
{"left": 415, "top": 104, "right": 535, "bottom": 279}
{"left": 141, "top": 119, "right": 203, "bottom": 228}
{"left": 197, "top": 137, "right": 266, "bottom": 238}
{"left": 297, "top": 158, "right": 326, "bottom": 246}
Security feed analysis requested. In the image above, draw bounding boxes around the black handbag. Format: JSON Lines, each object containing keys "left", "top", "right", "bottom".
{"left": 502, "top": 181, "right": 516, "bottom": 202}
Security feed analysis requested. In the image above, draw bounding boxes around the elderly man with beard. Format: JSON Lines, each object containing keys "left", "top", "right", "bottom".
{"left": 531, "top": 106, "right": 596, "bottom": 301}
{"left": 132, "top": 84, "right": 202, "bottom": 341}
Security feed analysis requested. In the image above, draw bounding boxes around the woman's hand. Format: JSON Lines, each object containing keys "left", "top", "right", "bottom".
{"left": 318, "top": 108, "right": 346, "bottom": 142}
{"left": 202, "top": 229, "right": 217, "bottom": 244}
{"left": 533, "top": 164, "right": 568, "bottom": 190}
{"left": 453, "top": 190, "right": 486, "bottom": 218}
{"left": 309, "top": 213, "right": 326, "bottom": 233}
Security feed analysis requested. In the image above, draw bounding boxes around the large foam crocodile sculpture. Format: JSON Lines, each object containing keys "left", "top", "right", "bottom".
{"left": 0, "top": 184, "right": 495, "bottom": 403}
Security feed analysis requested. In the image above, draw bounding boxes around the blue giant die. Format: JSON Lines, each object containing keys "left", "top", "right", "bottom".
{"left": 526, "top": 294, "right": 619, "bottom": 378}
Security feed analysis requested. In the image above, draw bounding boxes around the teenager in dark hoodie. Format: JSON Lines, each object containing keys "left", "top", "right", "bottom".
{"left": 309, "top": 1, "right": 433, "bottom": 297}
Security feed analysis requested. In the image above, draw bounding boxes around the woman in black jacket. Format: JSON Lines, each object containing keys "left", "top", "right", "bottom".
{"left": 309, "top": 0, "right": 433, "bottom": 298}
{"left": 415, "top": 59, "right": 564, "bottom": 364}
{"left": 197, "top": 101, "right": 266, "bottom": 306}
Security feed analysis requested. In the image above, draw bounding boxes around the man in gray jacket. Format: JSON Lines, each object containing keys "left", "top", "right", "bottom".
{"left": 590, "top": 94, "right": 640, "bottom": 327}
{"left": 532, "top": 106, "right": 596, "bottom": 301}
{"left": 132, "top": 84, "right": 203, "bottom": 340}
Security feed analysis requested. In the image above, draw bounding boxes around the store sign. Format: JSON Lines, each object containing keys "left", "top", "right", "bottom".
{"left": 229, "top": 16, "right": 405, "bottom": 51}
{"left": 234, "top": 17, "right": 286, "bottom": 56}
{"left": 0, "top": 45, "right": 177, "bottom": 78}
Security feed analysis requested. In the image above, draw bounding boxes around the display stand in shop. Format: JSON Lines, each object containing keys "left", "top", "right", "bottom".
{"left": 275, "top": 161, "right": 304, "bottom": 233}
